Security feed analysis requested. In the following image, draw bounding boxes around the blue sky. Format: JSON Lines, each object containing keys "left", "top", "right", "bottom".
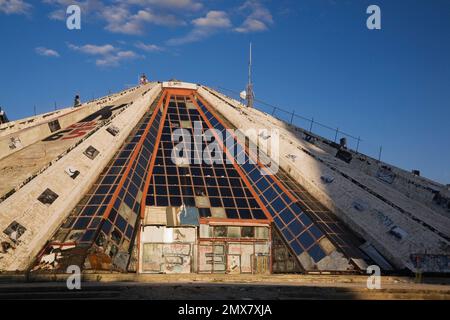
{"left": 0, "top": 0, "right": 449, "bottom": 184}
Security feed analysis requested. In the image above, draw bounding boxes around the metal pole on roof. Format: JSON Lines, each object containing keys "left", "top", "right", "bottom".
{"left": 334, "top": 128, "right": 339, "bottom": 142}
{"left": 378, "top": 145, "right": 383, "bottom": 161}
{"left": 271, "top": 106, "right": 277, "bottom": 116}
{"left": 246, "top": 42, "right": 254, "bottom": 109}
{"left": 290, "top": 110, "right": 295, "bottom": 124}
{"left": 309, "top": 118, "right": 314, "bottom": 133}
{"left": 356, "top": 136, "right": 361, "bottom": 152}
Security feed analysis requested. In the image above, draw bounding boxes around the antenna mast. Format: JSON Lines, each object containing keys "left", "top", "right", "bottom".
{"left": 246, "top": 42, "right": 254, "bottom": 108}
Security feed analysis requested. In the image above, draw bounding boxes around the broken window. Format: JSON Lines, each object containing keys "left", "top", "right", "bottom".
{"left": 107, "top": 125, "right": 120, "bottom": 136}
{"left": 8, "top": 136, "right": 22, "bottom": 150}
{"left": 376, "top": 167, "right": 396, "bottom": 184}
{"left": 389, "top": 226, "right": 407, "bottom": 240}
{"left": 107, "top": 243, "right": 119, "bottom": 258}
{"left": 111, "top": 228, "right": 122, "bottom": 245}
{"left": 38, "top": 188, "right": 59, "bottom": 206}
{"left": 214, "top": 226, "right": 227, "bottom": 238}
{"left": 48, "top": 119, "right": 61, "bottom": 132}
{"left": 3, "top": 221, "right": 26, "bottom": 242}
{"left": 65, "top": 166, "right": 80, "bottom": 179}
{"left": 67, "top": 230, "right": 84, "bottom": 242}
{"left": 84, "top": 146, "right": 100, "bottom": 160}
{"left": 335, "top": 149, "right": 352, "bottom": 163}
{"left": 241, "top": 226, "right": 255, "bottom": 238}
{"left": 96, "top": 232, "right": 107, "bottom": 247}
{"left": 320, "top": 175, "right": 335, "bottom": 184}
{"left": 1, "top": 241, "right": 12, "bottom": 253}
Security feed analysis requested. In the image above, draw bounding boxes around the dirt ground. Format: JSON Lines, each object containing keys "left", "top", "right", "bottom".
{"left": 0, "top": 274, "right": 449, "bottom": 299}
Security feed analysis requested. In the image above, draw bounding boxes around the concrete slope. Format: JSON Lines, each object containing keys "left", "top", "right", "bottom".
{"left": 0, "top": 84, "right": 161, "bottom": 271}
{"left": 199, "top": 86, "right": 450, "bottom": 273}
{"left": 0, "top": 84, "right": 155, "bottom": 201}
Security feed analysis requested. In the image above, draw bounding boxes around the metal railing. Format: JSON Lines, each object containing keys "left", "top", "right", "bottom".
{"left": 214, "top": 86, "right": 384, "bottom": 161}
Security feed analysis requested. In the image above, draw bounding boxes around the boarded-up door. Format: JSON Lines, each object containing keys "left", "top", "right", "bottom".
{"left": 253, "top": 255, "right": 269, "bottom": 274}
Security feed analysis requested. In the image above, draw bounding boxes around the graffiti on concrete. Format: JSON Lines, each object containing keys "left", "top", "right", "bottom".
{"left": 373, "top": 209, "right": 394, "bottom": 228}
{"left": 411, "top": 254, "right": 450, "bottom": 273}
{"left": 142, "top": 242, "right": 192, "bottom": 273}
{"left": 376, "top": 166, "right": 396, "bottom": 184}
{"left": 42, "top": 104, "right": 127, "bottom": 142}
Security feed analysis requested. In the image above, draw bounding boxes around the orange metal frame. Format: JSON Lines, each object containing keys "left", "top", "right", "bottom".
{"left": 200, "top": 217, "right": 270, "bottom": 225}
{"left": 139, "top": 88, "right": 197, "bottom": 220}
{"left": 136, "top": 89, "right": 200, "bottom": 272}
{"left": 190, "top": 94, "right": 275, "bottom": 223}
{"left": 100, "top": 91, "right": 168, "bottom": 221}
{"left": 192, "top": 93, "right": 278, "bottom": 274}
{"left": 135, "top": 89, "right": 278, "bottom": 274}
{"left": 195, "top": 93, "right": 310, "bottom": 216}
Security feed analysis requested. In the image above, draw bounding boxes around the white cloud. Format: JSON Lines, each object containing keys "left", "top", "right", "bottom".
{"left": 43, "top": 1, "right": 205, "bottom": 35}
{"left": 193, "top": 10, "right": 231, "bottom": 28}
{"left": 68, "top": 43, "right": 116, "bottom": 55}
{"left": 235, "top": 0, "right": 273, "bottom": 33}
{"left": 135, "top": 42, "right": 164, "bottom": 52}
{"left": 102, "top": 5, "right": 185, "bottom": 35}
{"left": 35, "top": 47, "right": 60, "bottom": 57}
{"left": 43, "top": 0, "right": 104, "bottom": 20}
{"left": 68, "top": 42, "right": 141, "bottom": 67}
{"left": 167, "top": 10, "right": 231, "bottom": 46}
{"left": 0, "top": 0, "right": 31, "bottom": 15}
{"left": 96, "top": 50, "right": 139, "bottom": 67}
{"left": 48, "top": 8, "right": 65, "bottom": 20}
{"left": 125, "top": 0, "right": 203, "bottom": 11}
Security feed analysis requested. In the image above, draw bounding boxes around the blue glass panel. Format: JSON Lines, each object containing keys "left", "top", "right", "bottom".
{"left": 273, "top": 216, "right": 284, "bottom": 229}
{"left": 290, "top": 240, "right": 303, "bottom": 256}
{"left": 81, "top": 229, "right": 96, "bottom": 242}
{"left": 282, "top": 194, "right": 293, "bottom": 206}
{"left": 282, "top": 229, "right": 294, "bottom": 242}
{"left": 263, "top": 187, "right": 278, "bottom": 202}
{"left": 115, "top": 215, "right": 127, "bottom": 233}
{"left": 89, "top": 218, "right": 101, "bottom": 229}
{"left": 101, "top": 219, "right": 112, "bottom": 234}
{"left": 125, "top": 225, "right": 134, "bottom": 239}
{"left": 239, "top": 208, "right": 252, "bottom": 219}
{"left": 252, "top": 209, "right": 267, "bottom": 219}
{"left": 248, "top": 168, "right": 261, "bottom": 182}
{"left": 109, "top": 208, "right": 117, "bottom": 222}
{"left": 280, "top": 209, "right": 295, "bottom": 225}
{"left": 74, "top": 217, "right": 90, "bottom": 230}
{"left": 82, "top": 206, "right": 97, "bottom": 216}
{"left": 299, "top": 214, "right": 313, "bottom": 228}
{"left": 298, "top": 231, "right": 314, "bottom": 249}
{"left": 290, "top": 203, "right": 302, "bottom": 214}
{"left": 271, "top": 197, "right": 286, "bottom": 212}
{"left": 308, "top": 244, "right": 326, "bottom": 263}
{"left": 225, "top": 208, "right": 239, "bottom": 219}
{"left": 309, "top": 224, "right": 324, "bottom": 239}
{"left": 288, "top": 219, "right": 303, "bottom": 235}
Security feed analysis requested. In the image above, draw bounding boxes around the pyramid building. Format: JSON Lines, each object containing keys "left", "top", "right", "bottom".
{"left": 0, "top": 81, "right": 449, "bottom": 274}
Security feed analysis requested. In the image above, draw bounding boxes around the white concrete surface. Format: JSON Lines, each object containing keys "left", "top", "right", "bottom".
{"left": 198, "top": 86, "right": 450, "bottom": 273}
{"left": 0, "top": 84, "right": 162, "bottom": 271}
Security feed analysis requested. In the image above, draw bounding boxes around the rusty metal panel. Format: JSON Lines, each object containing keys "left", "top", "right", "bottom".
{"left": 253, "top": 255, "right": 270, "bottom": 274}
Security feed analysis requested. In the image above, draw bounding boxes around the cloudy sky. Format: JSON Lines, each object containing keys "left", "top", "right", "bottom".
{"left": 0, "top": 0, "right": 449, "bottom": 183}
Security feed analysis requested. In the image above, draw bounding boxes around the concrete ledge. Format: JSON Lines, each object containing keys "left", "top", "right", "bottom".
{"left": 0, "top": 274, "right": 448, "bottom": 300}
